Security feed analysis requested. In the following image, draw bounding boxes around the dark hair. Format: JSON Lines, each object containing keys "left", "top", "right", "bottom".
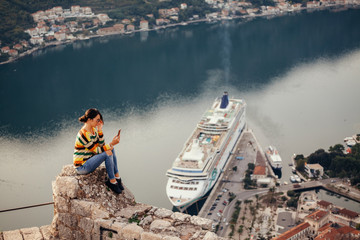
{"left": 79, "top": 108, "right": 103, "bottom": 123}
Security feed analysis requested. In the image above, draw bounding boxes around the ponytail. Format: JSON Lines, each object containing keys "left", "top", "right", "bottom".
{"left": 78, "top": 108, "right": 101, "bottom": 123}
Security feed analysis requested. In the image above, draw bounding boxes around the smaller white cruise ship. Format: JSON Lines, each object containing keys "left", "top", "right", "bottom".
{"left": 265, "top": 146, "right": 282, "bottom": 170}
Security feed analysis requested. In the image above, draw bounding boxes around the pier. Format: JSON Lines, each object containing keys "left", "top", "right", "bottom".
{"left": 197, "top": 127, "right": 276, "bottom": 221}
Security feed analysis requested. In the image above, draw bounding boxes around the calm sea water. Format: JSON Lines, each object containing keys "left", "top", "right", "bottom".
{"left": 1, "top": 8, "right": 360, "bottom": 231}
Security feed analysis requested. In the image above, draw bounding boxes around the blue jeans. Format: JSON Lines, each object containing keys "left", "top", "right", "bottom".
{"left": 76, "top": 149, "right": 119, "bottom": 180}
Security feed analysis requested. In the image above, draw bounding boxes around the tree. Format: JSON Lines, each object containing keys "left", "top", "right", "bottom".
{"left": 248, "top": 163, "right": 255, "bottom": 170}
{"left": 329, "top": 144, "right": 345, "bottom": 154}
{"left": 307, "top": 149, "right": 332, "bottom": 169}
{"left": 296, "top": 158, "right": 306, "bottom": 172}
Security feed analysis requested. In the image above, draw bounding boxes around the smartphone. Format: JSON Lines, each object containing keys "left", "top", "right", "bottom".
{"left": 117, "top": 129, "right": 121, "bottom": 137}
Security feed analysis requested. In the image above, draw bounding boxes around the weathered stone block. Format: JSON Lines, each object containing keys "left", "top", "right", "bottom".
{"left": 92, "top": 203, "right": 110, "bottom": 219}
{"left": 141, "top": 232, "right": 163, "bottom": 240}
{"left": 2, "top": 230, "right": 23, "bottom": 240}
{"left": 162, "top": 237, "right": 181, "bottom": 240}
{"left": 71, "top": 199, "right": 93, "bottom": 217}
{"left": 21, "top": 227, "right": 43, "bottom": 240}
{"left": 171, "top": 212, "right": 190, "bottom": 222}
{"left": 190, "top": 216, "right": 213, "bottom": 230}
{"left": 119, "top": 223, "right": 144, "bottom": 240}
{"left": 150, "top": 219, "right": 172, "bottom": 232}
{"left": 58, "top": 212, "right": 78, "bottom": 227}
{"left": 140, "top": 215, "right": 153, "bottom": 227}
{"left": 154, "top": 208, "right": 173, "bottom": 219}
{"left": 116, "top": 203, "right": 152, "bottom": 219}
{"left": 111, "top": 221, "right": 127, "bottom": 233}
{"left": 53, "top": 176, "right": 79, "bottom": 199}
{"left": 74, "top": 231, "right": 85, "bottom": 240}
{"left": 91, "top": 233, "right": 100, "bottom": 240}
{"left": 40, "top": 225, "right": 52, "bottom": 240}
{"left": 203, "top": 231, "right": 219, "bottom": 240}
{"left": 58, "top": 224, "right": 73, "bottom": 240}
{"left": 79, "top": 217, "right": 94, "bottom": 233}
{"left": 54, "top": 195, "right": 69, "bottom": 213}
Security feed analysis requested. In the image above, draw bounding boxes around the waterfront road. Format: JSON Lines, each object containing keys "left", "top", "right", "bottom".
{"left": 215, "top": 178, "right": 346, "bottom": 237}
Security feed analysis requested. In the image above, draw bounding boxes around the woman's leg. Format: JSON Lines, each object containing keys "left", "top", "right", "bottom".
{"left": 104, "top": 154, "right": 115, "bottom": 180}
{"left": 112, "top": 149, "right": 119, "bottom": 177}
{"left": 76, "top": 152, "right": 107, "bottom": 175}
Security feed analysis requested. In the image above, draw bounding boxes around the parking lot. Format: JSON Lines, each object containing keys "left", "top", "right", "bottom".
{"left": 198, "top": 129, "right": 265, "bottom": 233}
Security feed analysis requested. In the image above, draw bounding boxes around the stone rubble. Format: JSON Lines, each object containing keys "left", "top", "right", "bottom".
{"left": 0, "top": 165, "right": 229, "bottom": 240}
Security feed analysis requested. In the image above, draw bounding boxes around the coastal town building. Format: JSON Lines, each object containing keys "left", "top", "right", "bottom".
{"left": 30, "top": 37, "right": 44, "bottom": 45}
{"left": 97, "top": 26, "right": 124, "bottom": 35}
{"left": 8, "top": 49, "right": 19, "bottom": 57}
{"left": 140, "top": 20, "right": 149, "bottom": 30}
{"left": 71, "top": 5, "right": 81, "bottom": 14}
{"left": 54, "top": 31, "right": 66, "bottom": 41}
{"left": 156, "top": 18, "right": 171, "bottom": 25}
{"left": 1, "top": 46, "right": 10, "bottom": 54}
{"left": 122, "top": 19, "right": 131, "bottom": 24}
{"left": 307, "top": 1, "right": 321, "bottom": 7}
{"left": 126, "top": 24, "right": 135, "bottom": 31}
{"left": 181, "top": 3, "right": 188, "bottom": 9}
{"left": 97, "top": 14, "right": 111, "bottom": 24}
{"left": 13, "top": 44, "right": 23, "bottom": 51}
{"left": 305, "top": 163, "right": 324, "bottom": 178}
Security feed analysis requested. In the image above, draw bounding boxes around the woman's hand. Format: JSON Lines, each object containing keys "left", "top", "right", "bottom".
{"left": 97, "top": 120, "right": 104, "bottom": 132}
{"left": 111, "top": 134, "right": 120, "bottom": 147}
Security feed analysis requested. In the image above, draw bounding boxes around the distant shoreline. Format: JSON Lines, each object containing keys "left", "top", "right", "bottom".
{"left": 1, "top": 4, "right": 358, "bottom": 66}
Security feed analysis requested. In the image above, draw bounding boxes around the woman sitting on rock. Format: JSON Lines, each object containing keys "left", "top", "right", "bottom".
{"left": 73, "top": 108, "right": 124, "bottom": 194}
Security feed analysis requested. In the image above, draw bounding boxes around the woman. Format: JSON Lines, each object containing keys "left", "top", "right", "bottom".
{"left": 73, "top": 108, "right": 124, "bottom": 194}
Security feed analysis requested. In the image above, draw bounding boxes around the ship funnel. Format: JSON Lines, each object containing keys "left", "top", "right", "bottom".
{"left": 220, "top": 92, "right": 229, "bottom": 109}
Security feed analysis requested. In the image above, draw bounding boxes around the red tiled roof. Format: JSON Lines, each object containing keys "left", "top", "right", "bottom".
{"left": 305, "top": 210, "right": 328, "bottom": 222}
{"left": 315, "top": 227, "right": 339, "bottom": 240}
{"left": 337, "top": 226, "right": 357, "bottom": 234}
{"left": 317, "top": 200, "right": 332, "bottom": 208}
{"left": 338, "top": 208, "right": 359, "bottom": 219}
{"left": 318, "top": 222, "right": 332, "bottom": 233}
{"left": 273, "top": 222, "right": 310, "bottom": 240}
{"left": 253, "top": 166, "right": 266, "bottom": 175}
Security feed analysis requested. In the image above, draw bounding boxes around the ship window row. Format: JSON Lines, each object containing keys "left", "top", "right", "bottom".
{"left": 172, "top": 180, "right": 199, "bottom": 185}
{"left": 170, "top": 186, "right": 198, "bottom": 191}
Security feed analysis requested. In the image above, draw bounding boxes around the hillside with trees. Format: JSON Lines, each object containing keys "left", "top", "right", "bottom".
{"left": 0, "top": 0, "right": 214, "bottom": 46}
{"left": 295, "top": 143, "right": 360, "bottom": 188}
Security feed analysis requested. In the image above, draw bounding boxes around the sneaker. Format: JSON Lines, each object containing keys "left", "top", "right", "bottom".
{"left": 116, "top": 178, "right": 125, "bottom": 191}
{"left": 105, "top": 180, "right": 122, "bottom": 194}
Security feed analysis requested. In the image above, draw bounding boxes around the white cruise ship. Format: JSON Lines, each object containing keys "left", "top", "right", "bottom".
{"left": 166, "top": 92, "right": 246, "bottom": 211}
{"left": 265, "top": 146, "right": 282, "bottom": 170}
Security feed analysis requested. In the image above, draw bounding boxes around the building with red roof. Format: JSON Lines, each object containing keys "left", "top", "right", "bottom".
{"left": 317, "top": 200, "right": 332, "bottom": 210}
{"left": 338, "top": 208, "right": 359, "bottom": 220}
{"left": 305, "top": 210, "right": 330, "bottom": 232}
{"left": 273, "top": 222, "right": 311, "bottom": 240}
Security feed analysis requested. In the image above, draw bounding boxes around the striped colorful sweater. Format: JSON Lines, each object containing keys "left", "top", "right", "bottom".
{"left": 73, "top": 127, "right": 111, "bottom": 167}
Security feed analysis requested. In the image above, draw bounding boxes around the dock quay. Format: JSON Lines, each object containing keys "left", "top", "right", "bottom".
{"left": 197, "top": 128, "right": 277, "bottom": 229}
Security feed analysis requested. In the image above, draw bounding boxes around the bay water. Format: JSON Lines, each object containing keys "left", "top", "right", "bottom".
{"left": 1, "top": 8, "right": 360, "bottom": 231}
